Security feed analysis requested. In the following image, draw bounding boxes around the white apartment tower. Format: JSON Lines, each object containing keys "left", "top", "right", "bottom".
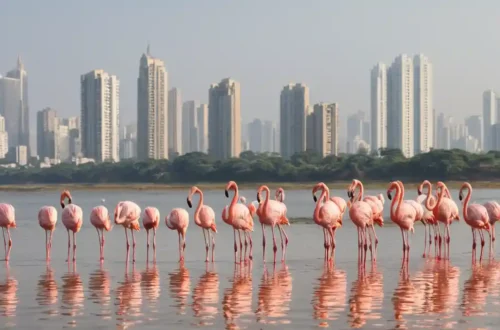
{"left": 37, "top": 107, "right": 58, "bottom": 159}
{"left": 182, "top": 100, "right": 199, "bottom": 153}
{"left": 197, "top": 104, "right": 208, "bottom": 153}
{"left": 280, "top": 83, "right": 310, "bottom": 158}
{"left": 483, "top": 90, "right": 497, "bottom": 151}
{"left": 0, "top": 115, "right": 8, "bottom": 158}
{"left": 208, "top": 78, "right": 241, "bottom": 159}
{"left": 414, "top": 54, "right": 434, "bottom": 153}
{"left": 80, "top": 70, "right": 120, "bottom": 162}
{"left": 137, "top": 46, "right": 168, "bottom": 160}
{"left": 307, "top": 103, "right": 339, "bottom": 157}
{"left": 168, "top": 88, "right": 182, "bottom": 156}
{"left": 370, "top": 63, "right": 387, "bottom": 152}
{"left": 387, "top": 54, "right": 414, "bottom": 158}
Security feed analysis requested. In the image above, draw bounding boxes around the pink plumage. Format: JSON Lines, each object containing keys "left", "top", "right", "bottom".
{"left": 114, "top": 201, "right": 141, "bottom": 263}
{"left": 38, "top": 206, "right": 57, "bottom": 261}
{"left": 142, "top": 206, "right": 160, "bottom": 262}
{"left": 90, "top": 205, "right": 112, "bottom": 261}
{"left": 60, "top": 190, "right": 83, "bottom": 262}
{"left": 187, "top": 186, "right": 217, "bottom": 262}
{"left": 0, "top": 203, "right": 15, "bottom": 261}
{"left": 166, "top": 208, "right": 189, "bottom": 262}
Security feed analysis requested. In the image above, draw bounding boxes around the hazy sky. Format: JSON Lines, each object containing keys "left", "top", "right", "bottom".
{"left": 2, "top": 1, "right": 500, "bottom": 135}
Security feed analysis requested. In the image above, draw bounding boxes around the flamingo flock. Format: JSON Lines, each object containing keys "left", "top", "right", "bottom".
{"left": 0, "top": 180, "right": 497, "bottom": 265}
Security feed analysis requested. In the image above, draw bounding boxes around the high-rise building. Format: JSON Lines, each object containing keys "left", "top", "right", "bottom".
{"left": 387, "top": 54, "right": 414, "bottom": 158}
{"left": 370, "top": 63, "right": 387, "bottom": 153}
{"left": 119, "top": 124, "right": 137, "bottom": 159}
{"left": 197, "top": 104, "right": 208, "bottom": 153}
{"left": 483, "top": 90, "right": 497, "bottom": 151}
{"left": 346, "top": 111, "right": 366, "bottom": 153}
{"left": 0, "top": 115, "right": 8, "bottom": 158}
{"left": 182, "top": 100, "right": 199, "bottom": 153}
{"left": 80, "top": 69, "right": 120, "bottom": 162}
{"left": 0, "top": 57, "right": 29, "bottom": 152}
{"left": 465, "top": 115, "right": 483, "bottom": 151}
{"left": 248, "top": 119, "right": 263, "bottom": 152}
{"left": 15, "top": 145, "right": 28, "bottom": 166}
{"left": 137, "top": 46, "right": 168, "bottom": 160}
{"left": 436, "top": 112, "right": 452, "bottom": 149}
{"left": 280, "top": 83, "right": 310, "bottom": 158}
{"left": 37, "top": 108, "right": 58, "bottom": 159}
{"left": 307, "top": 103, "right": 339, "bottom": 157}
{"left": 208, "top": 78, "right": 241, "bottom": 159}
{"left": 414, "top": 54, "right": 433, "bottom": 154}
{"left": 262, "top": 120, "right": 277, "bottom": 153}
{"left": 168, "top": 88, "right": 182, "bottom": 156}
{"left": 58, "top": 124, "right": 70, "bottom": 161}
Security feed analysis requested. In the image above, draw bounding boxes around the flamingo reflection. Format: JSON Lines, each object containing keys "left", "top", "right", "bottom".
{"left": 0, "top": 265, "right": 18, "bottom": 317}
{"left": 36, "top": 265, "right": 58, "bottom": 317}
{"left": 192, "top": 264, "right": 219, "bottom": 326}
{"left": 169, "top": 262, "right": 191, "bottom": 315}
{"left": 426, "top": 261, "right": 460, "bottom": 317}
{"left": 60, "top": 263, "right": 84, "bottom": 323}
{"left": 255, "top": 263, "right": 292, "bottom": 325}
{"left": 348, "top": 264, "right": 383, "bottom": 328}
{"left": 312, "top": 263, "right": 347, "bottom": 327}
{"left": 222, "top": 263, "right": 253, "bottom": 330}
{"left": 141, "top": 263, "right": 161, "bottom": 312}
{"left": 462, "top": 261, "right": 500, "bottom": 317}
{"left": 115, "top": 264, "right": 142, "bottom": 328}
{"left": 88, "top": 266, "right": 111, "bottom": 319}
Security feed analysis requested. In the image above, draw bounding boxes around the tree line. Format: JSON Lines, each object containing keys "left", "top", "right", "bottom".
{"left": 1, "top": 148, "right": 499, "bottom": 185}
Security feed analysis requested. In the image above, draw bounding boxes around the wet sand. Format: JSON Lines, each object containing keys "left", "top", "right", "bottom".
{"left": 0, "top": 188, "right": 499, "bottom": 329}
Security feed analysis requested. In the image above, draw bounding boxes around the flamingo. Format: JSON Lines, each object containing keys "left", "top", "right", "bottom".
{"left": 459, "top": 182, "right": 492, "bottom": 262}
{"left": 225, "top": 181, "right": 254, "bottom": 263}
{"left": 347, "top": 179, "right": 383, "bottom": 260}
{"left": 222, "top": 195, "right": 254, "bottom": 261}
{"left": 90, "top": 206, "right": 112, "bottom": 261}
{"left": 0, "top": 204, "right": 15, "bottom": 262}
{"left": 256, "top": 185, "right": 288, "bottom": 264}
{"left": 60, "top": 190, "right": 83, "bottom": 262}
{"left": 166, "top": 208, "right": 190, "bottom": 262}
{"left": 142, "top": 207, "right": 160, "bottom": 263}
{"left": 387, "top": 181, "right": 417, "bottom": 264}
{"left": 274, "top": 187, "right": 290, "bottom": 261}
{"left": 417, "top": 180, "right": 443, "bottom": 257}
{"left": 483, "top": 201, "right": 500, "bottom": 244}
{"left": 114, "top": 201, "right": 141, "bottom": 263}
{"left": 187, "top": 186, "right": 217, "bottom": 262}
{"left": 346, "top": 183, "right": 373, "bottom": 264}
{"left": 312, "top": 182, "right": 343, "bottom": 262}
{"left": 38, "top": 206, "right": 57, "bottom": 261}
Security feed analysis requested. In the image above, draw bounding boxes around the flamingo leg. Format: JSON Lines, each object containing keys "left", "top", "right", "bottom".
{"left": 66, "top": 229, "right": 71, "bottom": 262}
{"left": 131, "top": 229, "right": 137, "bottom": 263}
{"left": 96, "top": 227, "right": 102, "bottom": 261}
{"left": 277, "top": 224, "right": 285, "bottom": 262}
{"left": 479, "top": 228, "right": 485, "bottom": 262}
{"left": 1, "top": 228, "right": 5, "bottom": 257}
{"left": 446, "top": 224, "right": 451, "bottom": 260}
{"left": 261, "top": 223, "right": 266, "bottom": 262}
{"left": 49, "top": 230, "right": 54, "bottom": 261}
{"left": 472, "top": 228, "right": 477, "bottom": 263}
{"left": 367, "top": 225, "right": 374, "bottom": 262}
{"left": 323, "top": 228, "right": 329, "bottom": 261}
{"left": 72, "top": 231, "right": 76, "bottom": 262}
{"left": 177, "top": 232, "right": 182, "bottom": 262}
{"left": 361, "top": 227, "right": 368, "bottom": 266}
{"left": 371, "top": 225, "right": 379, "bottom": 261}
{"left": 5, "top": 228, "right": 11, "bottom": 262}
{"left": 238, "top": 230, "right": 243, "bottom": 263}
{"left": 203, "top": 228, "right": 209, "bottom": 262}
{"left": 280, "top": 225, "right": 289, "bottom": 261}
{"left": 400, "top": 228, "right": 406, "bottom": 261}
{"left": 45, "top": 230, "right": 49, "bottom": 261}
{"left": 125, "top": 227, "right": 130, "bottom": 263}
{"left": 153, "top": 228, "right": 157, "bottom": 263}
{"left": 233, "top": 228, "right": 238, "bottom": 263}
{"left": 210, "top": 230, "right": 215, "bottom": 262}
{"left": 247, "top": 231, "right": 253, "bottom": 260}
{"left": 436, "top": 222, "right": 442, "bottom": 259}
{"left": 101, "top": 229, "right": 105, "bottom": 261}
{"left": 357, "top": 227, "right": 361, "bottom": 264}
{"left": 329, "top": 227, "right": 336, "bottom": 262}
{"left": 243, "top": 230, "right": 248, "bottom": 261}
{"left": 428, "top": 222, "right": 433, "bottom": 257}
{"left": 405, "top": 230, "right": 410, "bottom": 264}
{"left": 422, "top": 221, "right": 427, "bottom": 258}
{"left": 146, "top": 229, "right": 150, "bottom": 263}
{"left": 271, "top": 225, "right": 278, "bottom": 264}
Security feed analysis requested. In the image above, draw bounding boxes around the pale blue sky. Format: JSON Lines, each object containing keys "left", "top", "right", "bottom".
{"left": 2, "top": 0, "right": 499, "bottom": 135}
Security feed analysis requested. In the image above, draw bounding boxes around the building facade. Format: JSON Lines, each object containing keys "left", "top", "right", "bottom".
{"left": 168, "top": 88, "right": 182, "bottom": 156}
{"left": 280, "top": 83, "right": 310, "bottom": 158}
{"left": 370, "top": 63, "right": 387, "bottom": 153}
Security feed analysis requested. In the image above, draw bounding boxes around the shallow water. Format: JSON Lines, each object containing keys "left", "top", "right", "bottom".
{"left": 0, "top": 188, "right": 499, "bottom": 329}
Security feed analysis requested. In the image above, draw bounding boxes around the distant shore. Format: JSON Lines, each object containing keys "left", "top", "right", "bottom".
{"left": 0, "top": 181, "right": 498, "bottom": 192}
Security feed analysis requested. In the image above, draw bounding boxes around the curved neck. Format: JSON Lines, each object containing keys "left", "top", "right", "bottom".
{"left": 424, "top": 182, "right": 436, "bottom": 210}
{"left": 390, "top": 184, "right": 402, "bottom": 220}
{"left": 262, "top": 186, "right": 271, "bottom": 206}
{"left": 194, "top": 189, "right": 203, "bottom": 226}
{"left": 314, "top": 187, "right": 328, "bottom": 223}
{"left": 355, "top": 181, "right": 364, "bottom": 201}
{"left": 435, "top": 186, "right": 446, "bottom": 210}
{"left": 229, "top": 184, "right": 239, "bottom": 216}
{"left": 461, "top": 184, "right": 472, "bottom": 221}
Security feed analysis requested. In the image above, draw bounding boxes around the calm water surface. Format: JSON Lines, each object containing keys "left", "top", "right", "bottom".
{"left": 0, "top": 188, "right": 500, "bottom": 329}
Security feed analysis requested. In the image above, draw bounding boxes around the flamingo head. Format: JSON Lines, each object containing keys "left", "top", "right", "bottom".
{"left": 225, "top": 181, "right": 237, "bottom": 198}
{"left": 256, "top": 185, "right": 269, "bottom": 203}
{"left": 60, "top": 190, "right": 72, "bottom": 209}
{"left": 114, "top": 202, "right": 124, "bottom": 224}
{"left": 312, "top": 182, "right": 325, "bottom": 202}
{"left": 387, "top": 181, "right": 399, "bottom": 201}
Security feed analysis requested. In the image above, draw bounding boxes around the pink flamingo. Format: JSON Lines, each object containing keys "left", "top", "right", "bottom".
{"left": 60, "top": 190, "right": 83, "bottom": 262}
{"left": 142, "top": 207, "right": 160, "bottom": 263}
{"left": 90, "top": 205, "right": 112, "bottom": 261}
{"left": 114, "top": 201, "right": 141, "bottom": 263}
{"left": 222, "top": 195, "right": 254, "bottom": 261}
{"left": 347, "top": 179, "right": 383, "bottom": 260}
{"left": 274, "top": 187, "right": 290, "bottom": 260}
{"left": 256, "top": 185, "right": 288, "bottom": 264}
{"left": 387, "top": 181, "right": 417, "bottom": 263}
{"left": 38, "top": 206, "right": 57, "bottom": 261}
{"left": 312, "top": 182, "right": 342, "bottom": 262}
{"left": 415, "top": 192, "right": 436, "bottom": 257}
{"left": 0, "top": 204, "right": 15, "bottom": 261}
{"left": 418, "top": 180, "right": 443, "bottom": 257}
{"left": 483, "top": 201, "right": 500, "bottom": 243}
{"left": 224, "top": 181, "right": 254, "bottom": 263}
{"left": 459, "top": 182, "right": 492, "bottom": 262}
{"left": 424, "top": 182, "right": 459, "bottom": 260}
{"left": 166, "top": 208, "right": 190, "bottom": 262}
{"left": 347, "top": 183, "right": 373, "bottom": 264}
{"left": 187, "top": 186, "right": 217, "bottom": 262}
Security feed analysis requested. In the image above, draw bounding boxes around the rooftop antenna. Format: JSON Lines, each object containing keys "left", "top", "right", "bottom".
{"left": 147, "top": 42, "right": 151, "bottom": 56}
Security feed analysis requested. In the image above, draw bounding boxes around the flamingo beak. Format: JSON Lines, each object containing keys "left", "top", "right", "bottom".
{"left": 313, "top": 195, "right": 317, "bottom": 202}
{"left": 60, "top": 202, "right": 65, "bottom": 209}
{"left": 187, "top": 198, "right": 192, "bottom": 208}
{"left": 459, "top": 194, "right": 463, "bottom": 201}
{"left": 257, "top": 193, "right": 261, "bottom": 203}
{"left": 68, "top": 198, "right": 72, "bottom": 204}
{"left": 417, "top": 188, "right": 422, "bottom": 195}
{"left": 225, "top": 190, "right": 229, "bottom": 198}
{"left": 387, "top": 192, "right": 392, "bottom": 200}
